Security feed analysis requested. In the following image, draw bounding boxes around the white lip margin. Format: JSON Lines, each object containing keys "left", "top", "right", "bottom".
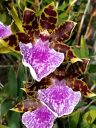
{"left": 22, "top": 59, "right": 38, "bottom": 81}
{"left": 57, "top": 91, "right": 81, "bottom": 118}
{"left": 38, "top": 90, "right": 58, "bottom": 118}
{"left": 19, "top": 42, "right": 38, "bottom": 81}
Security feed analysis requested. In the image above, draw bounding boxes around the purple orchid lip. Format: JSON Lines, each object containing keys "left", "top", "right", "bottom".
{"left": 22, "top": 105, "right": 56, "bottom": 128}
{"left": 0, "top": 21, "right": 12, "bottom": 38}
{"left": 38, "top": 79, "right": 81, "bottom": 117}
{"left": 19, "top": 38, "right": 64, "bottom": 81}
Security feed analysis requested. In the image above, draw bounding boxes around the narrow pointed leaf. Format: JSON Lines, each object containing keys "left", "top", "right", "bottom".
{"left": 8, "top": 67, "right": 18, "bottom": 97}
{"left": 69, "top": 110, "right": 81, "bottom": 128}
{"left": 17, "top": 64, "right": 25, "bottom": 99}
{"left": 1, "top": 99, "right": 14, "bottom": 117}
{"left": 40, "top": 2, "right": 57, "bottom": 32}
{"left": 4, "top": 1, "right": 24, "bottom": 32}
{"left": 51, "top": 21, "right": 76, "bottom": 42}
{"left": 8, "top": 112, "right": 20, "bottom": 128}
{"left": 80, "top": 36, "right": 89, "bottom": 58}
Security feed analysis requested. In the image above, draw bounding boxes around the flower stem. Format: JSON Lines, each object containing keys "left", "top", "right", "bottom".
{"left": 76, "top": 0, "right": 91, "bottom": 44}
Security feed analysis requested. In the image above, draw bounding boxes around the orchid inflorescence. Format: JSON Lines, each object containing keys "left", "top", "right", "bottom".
{"left": 0, "top": 2, "right": 95, "bottom": 128}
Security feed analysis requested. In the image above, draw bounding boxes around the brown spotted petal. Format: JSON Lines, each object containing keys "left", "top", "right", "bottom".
{"left": 50, "top": 41, "right": 81, "bottom": 63}
{"left": 78, "top": 58, "right": 89, "bottom": 73}
{"left": 21, "top": 87, "right": 38, "bottom": 99}
{"left": 3, "top": 32, "right": 30, "bottom": 51}
{"left": 66, "top": 49, "right": 82, "bottom": 63}
{"left": 39, "top": 2, "right": 57, "bottom": 32}
{"left": 51, "top": 21, "right": 76, "bottom": 42}
{"left": 66, "top": 79, "right": 96, "bottom": 97}
{"left": 10, "top": 99, "right": 42, "bottom": 113}
{"left": 53, "top": 63, "right": 80, "bottom": 80}
{"left": 22, "top": 76, "right": 52, "bottom": 97}
{"left": 53, "top": 59, "right": 89, "bottom": 80}
{"left": 23, "top": 8, "right": 39, "bottom": 42}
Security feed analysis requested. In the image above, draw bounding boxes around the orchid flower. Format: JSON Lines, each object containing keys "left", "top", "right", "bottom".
{"left": 0, "top": 21, "right": 11, "bottom": 38}
{"left": 19, "top": 39, "right": 64, "bottom": 81}
{"left": 22, "top": 79, "right": 81, "bottom": 128}
{"left": 2, "top": 3, "right": 76, "bottom": 81}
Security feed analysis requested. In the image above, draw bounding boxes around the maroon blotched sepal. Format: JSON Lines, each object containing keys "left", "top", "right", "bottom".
{"left": 49, "top": 41, "right": 80, "bottom": 62}
{"left": 39, "top": 2, "right": 57, "bottom": 32}
{"left": 53, "top": 58, "right": 89, "bottom": 80}
{"left": 10, "top": 98, "right": 42, "bottom": 113}
{"left": 3, "top": 32, "right": 30, "bottom": 51}
{"left": 22, "top": 76, "right": 52, "bottom": 97}
{"left": 23, "top": 8, "right": 39, "bottom": 42}
{"left": 66, "top": 79, "right": 96, "bottom": 97}
{"left": 51, "top": 21, "right": 76, "bottom": 42}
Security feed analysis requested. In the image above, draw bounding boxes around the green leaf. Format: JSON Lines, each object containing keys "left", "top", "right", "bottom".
{"left": 73, "top": 47, "right": 81, "bottom": 58}
{"left": 80, "top": 36, "right": 89, "bottom": 58}
{"left": 1, "top": 99, "right": 13, "bottom": 117}
{"left": 17, "top": 64, "right": 25, "bottom": 99}
{"left": 8, "top": 67, "right": 17, "bottom": 97}
{"left": 0, "top": 124, "right": 9, "bottom": 128}
{"left": 88, "top": 64, "right": 96, "bottom": 73}
{"left": 89, "top": 105, "right": 96, "bottom": 110}
{"left": 8, "top": 112, "right": 20, "bottom": 128}
{"left": 17, "top": 0, "right": 26, "bottom": 10}
{"left": 83, "top": 110, "right": 96, "bottom": 124}
{"left": 80, "top": 121, "right": 91, "bottom": 128}
{"left": 58, "top": 1, "right": 67, "bottom": 11}
{"left": 92, "top": 124, "right": 96, "bottom": 128}
{"left": 69, "top": 110, "right": 80, "bottom": 128}
{"left": 5, "top": 1, "right": 24, "bottom": 32}
{"left": 0, "top": 13, "right": 7, "bottom": 23}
